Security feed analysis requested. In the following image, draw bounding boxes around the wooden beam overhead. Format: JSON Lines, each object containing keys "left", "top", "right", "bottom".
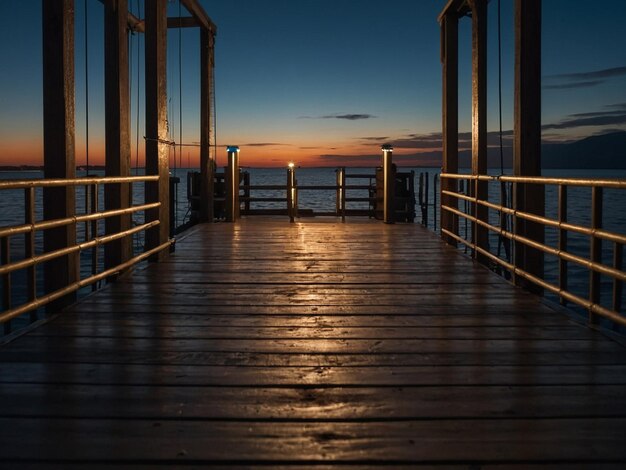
{"left": 438, "top": 0, "right": 471, "bottom": 23}
{"left": 167, "top": 16, "right": 200, "bottom": 29}
{"left": 180, "top": 0, "right": 217, "bottom": 34}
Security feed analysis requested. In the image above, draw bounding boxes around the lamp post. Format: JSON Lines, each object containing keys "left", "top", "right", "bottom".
{"left": 287, "top": 162, "right": 296, "bottom": 223}
{"left": 382, "top": 144, "right": 395, "bottom": 224}
{"left": 226, "top": 146, "right": 239, "bottom": 222}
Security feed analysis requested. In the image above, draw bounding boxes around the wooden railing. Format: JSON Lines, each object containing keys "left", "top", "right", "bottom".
{"left": 440, "top": 173, "right": 626, "bottom": 327}
{"left": 0, "top": 175, "right": 173, "bottom": 332}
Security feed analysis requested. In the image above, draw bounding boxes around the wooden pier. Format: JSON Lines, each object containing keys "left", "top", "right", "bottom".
{"left": 1, "top": 218, "right": 626, "bottom": 466}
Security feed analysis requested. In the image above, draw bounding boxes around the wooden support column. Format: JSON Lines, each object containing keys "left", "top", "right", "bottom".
{"left": 144, "top": 0, "right": 169, "bottom": 258}
{"left": 440, "top": 12, "right": 458, "bottom": 246}
{"left": 469, "top": 0, "right": 489, "bottom": 262}
{"left": 199, "top": 28, "right": 215, "bottom": 222}
{"left": 104, "top": 0, "right": 132, "bottom": 272}
{"left": 42, "top": 0, "right": 77, "bottom": 308}
{"left": 514, "top": 0, "right": 544, "bottom": 292}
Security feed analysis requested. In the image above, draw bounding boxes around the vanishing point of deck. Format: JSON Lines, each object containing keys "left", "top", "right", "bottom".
{"left": 1, "top": 218, "right": 626, "bottom": 466}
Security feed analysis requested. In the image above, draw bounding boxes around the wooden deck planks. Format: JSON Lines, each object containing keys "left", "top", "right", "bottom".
{"left": 1, "top": 217, "right": 625, "bottom": 467}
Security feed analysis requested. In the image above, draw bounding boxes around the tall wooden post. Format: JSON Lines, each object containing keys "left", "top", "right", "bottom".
{"left": 104, "top": 0, "right": 132, "bottom": 272}
{"left": 514, "top": 0, "right": 544, "bottom": 291}
{"left": 199, "top": 28, "right": 215, "bottom": 222}
{"left": 469, "top": 0, "right": 489, "bottom": 262}
{"left": 42, "top": 0, "right": 77, "bottom": 308}
{"left": 144, "top": 0, "right": 169, "bottom": 258}
{"left": 440, "top": 12, "right": 458, "bottom": 246}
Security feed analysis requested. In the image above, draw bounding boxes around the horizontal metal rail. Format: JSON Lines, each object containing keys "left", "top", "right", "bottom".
{"left": 0, "top": 220, "right": 160, "bottom": 277}
{"left": 0, "top": 202, "right": 160, "bottom": 239}
{"left": 440, "top": 172, "right": 626, "bottom": 189}
{"left": 441, "top": 189, "right": 626, "bottom": 246}
{"left": 441, "top": 227, "right": 625, "bottom": 327}
{"left": 439, "top": 172, "right": 625, "bottom": 327}
{"left": 0, "top": 175, "right": 158, "bottom": 190}
{"left": 0, "top": 175, "right": 171, "bottom": 328}
{"left": 0, "top": 240, "right": 172, "bottom": 324}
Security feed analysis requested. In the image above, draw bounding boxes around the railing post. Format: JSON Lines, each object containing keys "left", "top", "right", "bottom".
{"left": 1, "top": 237, "right": 10, "bottom": 334}
{"left": 25, "top": 188, "right": 37, "bottom": 323}
{"left": 225, "top": 146, "right": 240, "bottom": 222}
{"left": 558, "top": 185, "right": 568, "bottom": 305}
{"left": 42, "top": 0, "right": 78, "bottom": 310}
{"left": 614, "top": 243, "right": 623, "bottom": 316}
{"left": 382, "top": 144, "right": 394, "bottom": 224}
{"left": 589, "top": 186, "right": 603, "bottom": 324}
{"left": 90, "top": 183, "right": 99, "bottom": 291}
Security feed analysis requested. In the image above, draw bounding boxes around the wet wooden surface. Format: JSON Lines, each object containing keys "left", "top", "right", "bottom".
{"left": 1, "top": 218, "right": 625, "bottom": 467}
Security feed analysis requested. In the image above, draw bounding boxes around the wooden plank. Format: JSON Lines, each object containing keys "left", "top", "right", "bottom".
{"left": 180, "top": 0, "right": 217, "bottom": 33}
{"left": 42, "top": 0, "right": 77, "bottom": 309}
{"left": 1, "top": 384, "right": 625, "bottom": 420}
{"left": 1, "top": 418, "right": 625, "bottom": 463}
{"left": 104, "top": 0, "right": 132, "bottom": 271}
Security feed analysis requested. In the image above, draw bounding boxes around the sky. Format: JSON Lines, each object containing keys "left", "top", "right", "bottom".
{"left": 0, "top": 0, "right": 625, "bottom": 168}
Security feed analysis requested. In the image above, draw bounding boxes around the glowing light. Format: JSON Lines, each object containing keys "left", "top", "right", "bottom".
{"left": 288, "top": 162, "right": 295, "bottom": 169}
{"left": 381, "top": 144, "right": 393, "bottom": 153}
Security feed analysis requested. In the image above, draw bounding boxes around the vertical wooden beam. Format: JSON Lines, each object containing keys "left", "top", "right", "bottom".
{"left": 42, "top": 0, "right": 77, "bottom": 309}
{"left": 104, "top": 0, "right": 132, "bottom": 272}
{"left": 144, "top": 0, "right": 169, "bottom": 258}
{"left": 199, "top": 28, "right": 215, "bottom": 222}
{"left": 514, "top": 0, "right": 544, "bottom": 291}
{"left": 440, "top": 13, "right": 458, "bottom": 246}
{"left": 468, "top": 0, "right": 489, "bottom": 261}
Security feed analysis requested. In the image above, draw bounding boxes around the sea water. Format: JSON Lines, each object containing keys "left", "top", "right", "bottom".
{"left": 1, "top": 167, "right": 625, "bottom": 332}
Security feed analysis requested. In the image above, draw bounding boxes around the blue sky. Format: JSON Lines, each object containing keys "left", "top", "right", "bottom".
{"left": 0, "top": 0, "right": 624, "bottom": 167}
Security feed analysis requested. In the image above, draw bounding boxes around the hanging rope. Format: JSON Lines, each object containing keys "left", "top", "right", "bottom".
{"left": 84, "top": 0, "right": 89, "bottom": 174}
{"left": 135, "top": 0, "right": 142, "bottom": 173}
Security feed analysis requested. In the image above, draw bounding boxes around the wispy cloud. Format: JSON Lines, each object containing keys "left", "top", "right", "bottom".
{"left": 544, "top": 66, "right": 626, "bottom": 91}
{"left": 357, "top": 136, "right": 389, "bottom": 142}
{"left": 243, "top": 142, "right": 290, "bottom": 147}
{"left": 543, "top": 80, "right": 603, "bottom": 90}
{"left": 299, "top": 113, "right": 376, "bottom": 120}
{"left": 542, "top": 103, "right": 626, "bottom": 130}
{"left": 547, "top": 66, "right": 626, "bottom": 81}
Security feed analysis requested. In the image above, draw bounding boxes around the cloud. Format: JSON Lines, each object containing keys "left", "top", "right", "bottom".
{"left": 358, "top": 136, "right": 389, "bottom": 141}
{"left": 388, "top": 130, "right": 514, "bottom": 150}
{"left": 243, "top": 142, "right": 289, "bottom": 147}
{"left": 299, "top": 113, "right": 376, "bottom": 120}
{"left": 543, "top": 80, "right": 604, "bottom": 90}
{"left": 547, "top": 66, "right": 626, "bottom": 81}
{"left": 544, "top": 66, "right": 626, "bottom": 91}
{"left": 542, "top": 103, "right": 626, "bottom": 130}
